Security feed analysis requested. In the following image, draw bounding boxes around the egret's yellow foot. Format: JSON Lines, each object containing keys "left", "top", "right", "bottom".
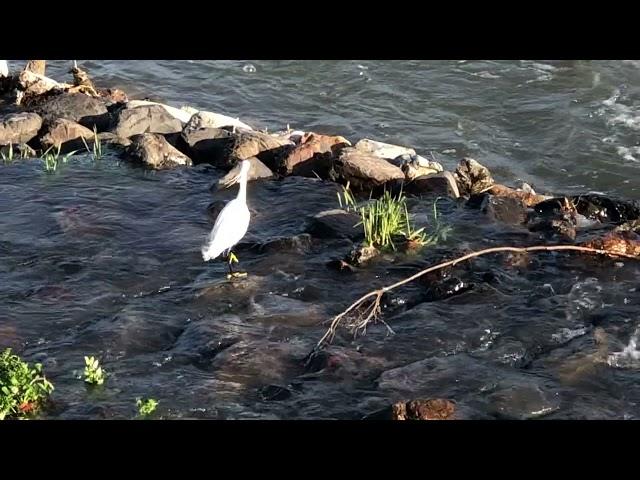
{"left": 226, "top": 271, "right": 248, "bottom": 280}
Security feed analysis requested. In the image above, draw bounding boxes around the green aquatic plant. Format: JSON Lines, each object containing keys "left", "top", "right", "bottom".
{"left": 42, "top": 145, "right": 77, "bottom": 172}
{"left": 83, "top": 356, "right": 105, "bottom": 385}
{"left": 0, "top": 348, "right": 54, "bottom": 420}
{"left": 136, "top": 397, "right": 158, "bottom": 417}
{"left": 81, "top": 126, "right": 102, "bottom": 161}
{"left": 337, "top": 183, "right": 448, "bottom": 251}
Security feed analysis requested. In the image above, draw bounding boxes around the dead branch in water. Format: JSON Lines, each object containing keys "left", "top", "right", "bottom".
{"left": 314, "top": 244, "right": 640, "bottom": 351}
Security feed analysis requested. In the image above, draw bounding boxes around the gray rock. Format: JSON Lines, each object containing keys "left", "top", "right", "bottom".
{"left": 454, "top": 157, "right": 495, "bottom": 196}
{"left": 330, "top": 147, "right": 405, "bottom": 191}
{"left": 31, "top": 93, "right": 109, "bottom": 131}
{"left": 39, "top": 118, "right": 94, "bottom": 151}
{"left": 406, "top": 171, "right": 460, "bottom": 198}
{"left": 0, "top": 112, "right": 42, "bottom": 145}
{"left": 179, "top": 126, "right": 234, "bottom": 165}
{"left": 355, "top": 138, "right": 416, "bottom": 159}
{"left": 114, "top": 105, "right": 184, "bottom": 138}
{"left": 305, "top": 209, "right": 363, "bottom": 241}
{"left": 126, "top": 133, "right": 192, "bottom": 169}
{"left": 216, "top": 157, "right": 273, "bottom": 187}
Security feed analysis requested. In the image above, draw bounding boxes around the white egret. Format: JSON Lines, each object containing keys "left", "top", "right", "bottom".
{"left": 202, "top": 159, "right": 252, "bottom": 277}
{"left": 0, "top": 60, "right": 8, "bottom": 77}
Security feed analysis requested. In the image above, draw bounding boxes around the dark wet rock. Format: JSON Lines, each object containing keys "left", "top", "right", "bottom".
{"left": 527, "top": 197, "right": 577, "bottom": 240}
{"left": 329, "top": 147, "right": 405, "bottom": 191}
{"left": 38, "top": 118, "right": 94, "bottom": 151}
{"left": 354, "top": 138, "right": 415, "bottom": 159}
{"left": 304, "top": 345, "right": 392, "bottom": 381}
{"left": 423, "top": 276, "right": 472, "bottom": 302}
{"left": 533, "top": 194, "right": 640, "bottom": 226}
{"left": 211, "top": 339, "right": 309, "bottom": 385}
{"left": 31, "top": 92, "right": 110, "bottom": 131}
{"left": 326, "top": 259, "right": 357, "bottom": 273}
{"left": 0, "top": 112, "right": 42, "bottom": 145}
{"left": 273, "top": 132, "right": 350, "bottom": 177}
{"left": 126, "top": 133, "right": 192, "bottom": 169}
{"left": 405, "top": 171, "right": 460, "bottom": 198}
{"left": 473, "top": 338, "right": 532, "bottom": 368}
{"left": 488, "top": 383, "right": 560, "bottom": 419}
{"left": 178, "top": 126, "right": 234, "bottom": 165}
{"left": 216, "top": 157, "right": 273, "bottom": 187}
{"left": 482, "top": 195, "right": 529, "bottom": 225}
{"left": 248, "top": 293, "right": 325, "bottom": 326}
{"left": 454, "top": 157, "right": 495, "bottom": 196}
{"left": 305, "top": 209, "right": 363, "bottom": 241}
{"left": 253, "top": 233, "right": 313, "bottom": 254}
{"left": 114, "top": 105, "right": 184, "bottom": 139}
{"left": 171, "top": 317, "right": 238, "bottom": 362}
{"left": 345, "top": 242, "right": 380, "bottom": 266}
{"left": 258, "top": 384, "right": 293, "bottom": 402}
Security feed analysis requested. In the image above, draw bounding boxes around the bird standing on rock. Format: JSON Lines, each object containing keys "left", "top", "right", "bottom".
{"left": 202, "top": 159, "right": 252, "bottom": 278}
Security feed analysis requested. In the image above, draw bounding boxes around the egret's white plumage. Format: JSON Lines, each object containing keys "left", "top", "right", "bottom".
{"left": 202, "top": 160, "right": 251, "bottom": 262}
{"left": 0, "top": 60, "right": 8, "bottom": 78}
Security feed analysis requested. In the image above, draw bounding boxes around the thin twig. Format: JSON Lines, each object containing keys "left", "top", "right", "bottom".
{"left": 314, "top": 244, "right": 640, "bottom": 351}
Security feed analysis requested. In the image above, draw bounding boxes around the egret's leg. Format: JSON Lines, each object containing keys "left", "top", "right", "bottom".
{"left": 226, "top": 251, "right": 247, "bottom": 279}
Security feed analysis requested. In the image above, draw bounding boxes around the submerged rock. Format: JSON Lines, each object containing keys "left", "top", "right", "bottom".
{"left": 114, "top": 104, "right": 184, "bottom": 138}
{"left": 482, "top": 195, "right": 529, "bottom": 225}
{"left": 454, "top": 157, "right": 495, "bottom": 196}
{"left": 0, "top": 112, "right": 42, "bottom": 145}
{"left": 389, "top": 398, "right": 456, "bottom": 420}
{"left": 305, "top": 209, "right": 363, "bottom": 241}
{"left": 126, "top": 133, "right": 192, "bottom": 169}
{"left": 345, "top": 242, "right": 380, "bottom": 266}
{"left": 330, "top": 147, "right": 404, "bottom": 191}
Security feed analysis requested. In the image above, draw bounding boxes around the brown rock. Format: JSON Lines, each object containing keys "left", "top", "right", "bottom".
{"left": 24, "top": 60, "right": 46, "bottom": 76}
{"left": 114, "top": 105, "right": 184, "bottom": 138}
{"left": 0, "top": 112, "right": 42, "bottom": 145}
{"left": 126, "top": 133, "right": 192, "bottom": 169}
{"left": 179, "top": 126, "right": 234, "bottom": 165}
{"left": 39, "top": 118, "right": 94, "bottom": 150}
{"left": 489, "top": 183, "right": 550, "bottom": 207}
{"left": 582, "top": 231, "right": 640, "bottom": 257}
{"left": 32, "top": 92, "right": 110, "bottom": 131}
{"left": 454, "top": 157, "right": 495, "bottom": 196}
{"left": 230, "top": 130, "right": 291, "bottom": 166}
{"left": 274, "top": 132, "right": 350, "bottom": 177}
{"left": 99, "top": 88, "right": 128, "bottom": 104}
{"left": 330, "top": 148, "right": 405, "bottom": 191}
{"left": 391, "top": 398, "right": 456, "bottom": 420}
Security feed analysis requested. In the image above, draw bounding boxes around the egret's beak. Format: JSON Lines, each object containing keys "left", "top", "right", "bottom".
{"left": 221, "top": 173, "right": 241, "bottom": 189}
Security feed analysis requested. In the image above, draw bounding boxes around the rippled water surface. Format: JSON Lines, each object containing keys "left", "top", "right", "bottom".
{"left": 2, "top": 60, "right": 640, "bottom": 419}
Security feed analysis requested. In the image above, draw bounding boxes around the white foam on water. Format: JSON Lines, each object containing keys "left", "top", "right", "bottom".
{"left": 608, "top": 325, "right": 640, "bottom": 368}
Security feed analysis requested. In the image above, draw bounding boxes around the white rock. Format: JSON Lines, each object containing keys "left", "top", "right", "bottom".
{"left": 355, "top": 138, "right": 416, "bottom": 160}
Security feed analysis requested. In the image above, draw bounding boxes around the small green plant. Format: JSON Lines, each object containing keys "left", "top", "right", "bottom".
{"left": 337, "top": 183, "right": 449, "bottom": 251}
{"left": 81, "top": 126, "right": 102, "bottom": 160}
{"left": 0, "top": 348, "right": 54, "bottom": 420}
{"left": 42, "top": 145, "right": 77, "bottom": 172}
{"left": 83, "top": 356, "right": 105, "bottom": 385}
{"left": 136, "top": 397, "right": 158, "bottom": 417}
{"left": 1, "top": 143, "right": 13, "bottom": 161}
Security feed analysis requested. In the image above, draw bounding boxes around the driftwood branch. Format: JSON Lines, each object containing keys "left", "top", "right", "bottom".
{"left": 314, "top": 245, "right": 640, "bottom": 351}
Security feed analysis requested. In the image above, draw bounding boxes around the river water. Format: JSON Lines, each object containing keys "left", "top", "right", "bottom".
{"left": 2, "top": 60, "right": 640, "bottom": 419}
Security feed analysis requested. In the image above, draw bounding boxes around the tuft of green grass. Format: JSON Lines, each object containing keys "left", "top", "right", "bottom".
{"left": 0, "top": 348, "right": 54, "bottom": 420}
{"left": 42, "top": 145, "right": 77, "bottom": 172}
{"left": 83, "top": 356, "right": 105, "bottom": 386}
{"left": 81, "top": 126, "right": 102, "bottom": 161}
{"left": 136, "top": 397, "right": 158, "bottom": 417}
{"left": 337, "top": 183, "right": 449, "bottom": 251}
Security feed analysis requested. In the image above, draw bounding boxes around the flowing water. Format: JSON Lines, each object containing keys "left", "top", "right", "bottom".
{"left": 2, "top": 60, "right": 640, "bottom": 419}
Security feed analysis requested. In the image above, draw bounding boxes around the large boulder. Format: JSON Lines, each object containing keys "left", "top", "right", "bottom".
{"left": 405, "top": 171, "right": 460, "bottom": 198}
{"left": 30, "top": 93, "right": 110, "bottom": 131}
{"left": 178, "top": 126, "right": 235, "bottom": 165}
{"left": 114, "top": 105, "right": 184, "bottom": 138}
{"left": 39, "top": 118, "right": 95, "bottom": 151}
{"left": 0, "top": 112, "right": 42, "bottom": 145}
{"left": 126, "top": 133, "right": 192, "bottom": 169}
{"left": 272, "top": 133, "right": 350, "bottom": 177}
{"left": 329, "top": 147, "right": 405, "bottom": 191}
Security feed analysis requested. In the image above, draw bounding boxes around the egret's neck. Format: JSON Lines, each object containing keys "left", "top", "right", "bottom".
{"left": 236, "top": 171, "right": 248, "bottom": 203}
